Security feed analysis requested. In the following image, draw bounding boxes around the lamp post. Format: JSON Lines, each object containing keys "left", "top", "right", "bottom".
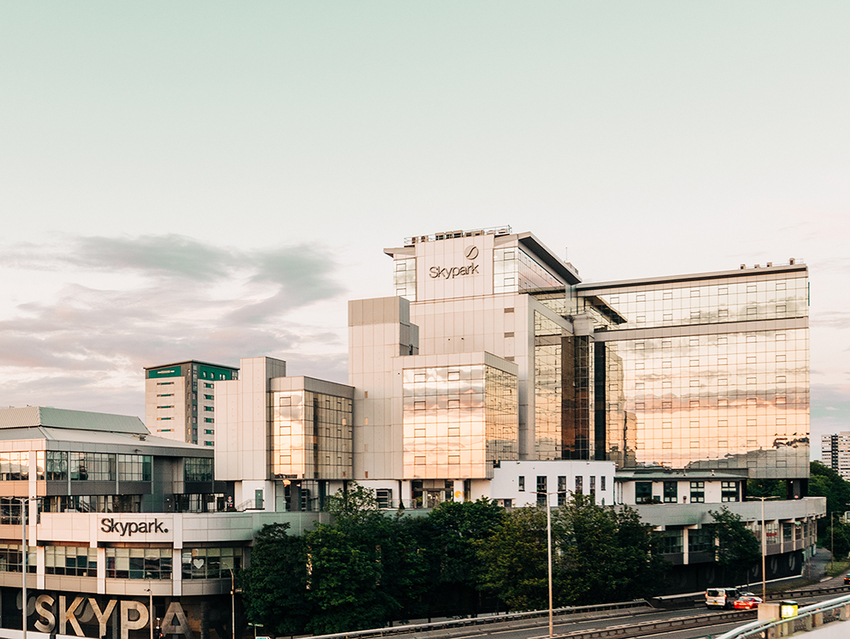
{"left": 230, "top": 568, "right": 238, "bottom": 639}
{"left": 752, "top": 495, "right": 778, "bottom": 603}
{"left": 535, "top": 490, "right": 558, "bottom": 639}
{"left": 17, "top": 497, "right": 38, "bottom": 639}
{"left": 146, "top": 586, "right": 153, "bottom": 639}
{"left": 546, "top": 496, "right": 553, "bottom": 639}
{"left": 830, "top": 512, "right": 835, "bottom": 574}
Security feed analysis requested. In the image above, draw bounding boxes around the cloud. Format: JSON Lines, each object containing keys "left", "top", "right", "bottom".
{"left": 811, "top": 311, "right": 850, "bottom": 329}
{"left": 0, "top": 234, "right": 349, "bottom": 417}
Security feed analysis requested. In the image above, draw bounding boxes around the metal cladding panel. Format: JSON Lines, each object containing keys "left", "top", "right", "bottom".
{"left": 0, "top": 407, "right": 147, "bottom": 434}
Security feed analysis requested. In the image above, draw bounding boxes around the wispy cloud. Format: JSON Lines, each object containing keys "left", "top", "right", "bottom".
{"left": 0, "top": 235, "right": 349, "bottom": 418}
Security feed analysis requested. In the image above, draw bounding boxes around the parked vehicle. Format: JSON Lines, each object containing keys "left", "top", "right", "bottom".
{"left": 844, "top": 574, "right": 850, "bottom": 585}
{"left": 706, "top": 587, "right": 741, "bottom": 609}
{"left": 733, "top": 595, "right": 763, "bottom": 610}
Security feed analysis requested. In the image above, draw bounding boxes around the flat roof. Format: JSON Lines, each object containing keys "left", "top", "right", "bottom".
{"left": 577, "top": 262, "right": 807, "bottom": 292}
{"left": 144, "top": 359, "right": 238, "bottom": 371}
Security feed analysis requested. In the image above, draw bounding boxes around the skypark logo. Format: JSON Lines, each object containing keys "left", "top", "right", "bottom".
{"left": 101, "top": 518, "right": 168, "bottom": 536}
{"left": 429, "top": 264, "right": 480, "bottom": 279}
{"left": 429, "top": 245, "right": 481, "bottom": 280}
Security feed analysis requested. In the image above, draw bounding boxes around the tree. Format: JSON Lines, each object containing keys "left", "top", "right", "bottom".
{"left": 710, "top": 507, "right": 760, "bottom": 585}
{"left": 239, "top": 523, "right": 312, "bottom": 636}
{"left": 556, "top": 495, "right": 665, "bottom": 605}
{"left": 304, "top": 482, "right": 429, "bottom": 633}
{"left": 477, "top": 506, "right": 549, "bottom": 611}
{"left": 809, "top": 461, "right": 850, "bottom": 544}
{"left": 418, "top": 498, "right": 505, "bottom": 617}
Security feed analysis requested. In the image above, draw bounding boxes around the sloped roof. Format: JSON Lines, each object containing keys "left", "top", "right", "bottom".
{"left": 0, "top": 407, "right": 147, "bottom": 434}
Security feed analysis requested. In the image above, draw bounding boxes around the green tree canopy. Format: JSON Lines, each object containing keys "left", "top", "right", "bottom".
{"left": 477, "top": 506, "right": 549, "bottom": 611}
{"left": 710, "top": 506, "right": 761, "bottom": 585}
{"left": 239, "top": 523, "right": 312, "bottom": 636}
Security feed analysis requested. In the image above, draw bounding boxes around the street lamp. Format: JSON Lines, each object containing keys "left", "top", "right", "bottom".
{"left": 536, "top": 491, "right": 558, "bottom": 639}
{"left": 145, "top": 587, "right": 154, "bottom": 639}
{"left": 17, "top": 497, "right": 38, "bottom": 639}
{"left": 751, "top": 495, "right": 778, "bottom": 603}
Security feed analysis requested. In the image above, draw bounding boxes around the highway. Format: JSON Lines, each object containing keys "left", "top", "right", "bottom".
{"left": 383, "top": 582, "right": 850, "bottom": 639}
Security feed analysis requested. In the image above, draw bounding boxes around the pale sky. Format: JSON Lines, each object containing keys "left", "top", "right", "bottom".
{"left": 1, "top": 2, "right": 848, "bottom": 455}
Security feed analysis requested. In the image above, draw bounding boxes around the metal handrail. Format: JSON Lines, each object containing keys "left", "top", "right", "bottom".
{"left": 306, "top": 599, "right": 650, "bottom": 639}
{"left": 715, "top": 593, "right": 850, "bottom": 639}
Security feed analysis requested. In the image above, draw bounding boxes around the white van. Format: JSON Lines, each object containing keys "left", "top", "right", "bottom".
{"left": 705, "top": 587, "right": 740, "bottom": 609}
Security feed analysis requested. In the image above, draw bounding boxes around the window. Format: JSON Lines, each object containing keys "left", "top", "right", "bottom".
{"left": 688, "top": 527, "right": 713, "bottom": 553}
{"left": 536, "top": 476, "right": 547, "bottom": 494}
{"left": 557, "top": 476, "right": 567, "bottom": 505}
{"left": 107, "top": 547, "right": 172, "bottom": 580}
{"left": 575, "top": 476, "right": 583, "bottom": 495}
{"left": 182, "top": 548, "right": 241, "bottom": 580}
{"left": 70, "top": 453, "right": 115, "bottom": 481}
{"left": 721, "top": 481, "right": 739, "bottom": 502}
{"left": 663, "top": 481, "right": 677, "bottom": 503}
{"left": 690, "top": 481, "right": 705, "bottom": 503}
{"left": 0, "top": 452, "right": 29, "bottom": 480}
{"left": 204, "top": 394, "right": 213, "bottom": 400}
{"left": 204, "top": 417, "right": 214, "bottom": 423}
{"left": 662, "top": 530, "right": 683, "bottom": 554}
{"left": 518, "top": 476, "right": 525, "bottom": 491}
{"left": 204, "top": 383, "right": 213, "bottom": 389}
{"left": 376, "top": 489, "right": 393, "bottom": 509}
{"left": 600, "top": 476, "right": 606, "bottom": 491}
{"left": 45, "top": 546, "right": 97, "bottom": 576}
{"left": 184, "top": 458, "right": 213, "bottom": 482}
{"left": 118, "top": 455, "right": 152, "bottom": 481}
{"left": 204, "top": 406, "right": 214, "bottom": 412}
{"left": 590, "top": 476, "right": 596, "bottom": 496}
{"left": 0, "top": 543, "right": 36, "bottom": 573}
{"left": 635, "top": 482, "right": 652, "bottom": 504}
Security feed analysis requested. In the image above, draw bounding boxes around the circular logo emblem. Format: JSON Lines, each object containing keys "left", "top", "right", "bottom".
{"left": 465, "top": 246, "right": 479, "bottom": 260}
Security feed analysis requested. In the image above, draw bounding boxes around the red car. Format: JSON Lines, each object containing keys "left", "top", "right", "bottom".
{"left": 733, "top": 596, "right": 763, "bottom": 610}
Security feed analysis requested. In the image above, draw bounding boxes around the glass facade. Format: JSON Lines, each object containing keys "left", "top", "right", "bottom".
{"left": 42, "top": 495, "right": 143, "bottom": 513}
{"left": 0, "top": 452, "right": 29, "bottom": 480}
{"left": 271, "top": 391, "right": 353, "bottom": 480}
{"left": 106, "top": 547, "right": 172, "bottom": 579}
{"left": 394, "top": 257, "right": 417, "bottom": 300}
{"left": 494, "top": 247, "right": 563, "bottom": 293}
{"left": 589, "top": 273, "right": 807, "bottom": 331}
{"left": 403, "top": 363, "right": 518, "bottom": 479}
{"left": 0, "top": 544, "right": 36, "bottom": 573}
{"left": 184, "top": 457, "right": 213, "bottom": 482}
{"left": 598, "top": 330, "right": 808, "bottom": 476}
{"left": 181, "top": 547, "right": 242, "bottom": 579}
{"left": 577, "top": 268, "right": 809, "bottom": 479}
{"left": 535, "top": 312, "right": 563, "bottom": 460}
{"left": 45, "top": 546, "right": 97, "bottom": 576}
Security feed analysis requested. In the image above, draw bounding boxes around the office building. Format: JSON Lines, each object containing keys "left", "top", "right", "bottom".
{"left": 351, "top": 227, "right": 809, "bottom": 500}
{"left": 574, "top": 260, "right": 810, "bottom": 495}
{"left": 0, "top": 406, "right": 314, "bottom": 639}
{"left": 214, "top": 356, "right": 354, "bottom": 512}
{"left": 144, "top": 360, "right": 238, "bottom": 447}
{"left": 821, "top": 432, "right": 850, "bottom": 480}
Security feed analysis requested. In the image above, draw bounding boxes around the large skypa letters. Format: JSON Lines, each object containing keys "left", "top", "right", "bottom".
{"left": 31, "top": 596, "right": 193, "bottom": 639}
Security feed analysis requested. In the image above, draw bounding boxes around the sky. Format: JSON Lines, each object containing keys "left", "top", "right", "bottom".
{"left": 1, "top": 2, "right": 848, "bottom": 455}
